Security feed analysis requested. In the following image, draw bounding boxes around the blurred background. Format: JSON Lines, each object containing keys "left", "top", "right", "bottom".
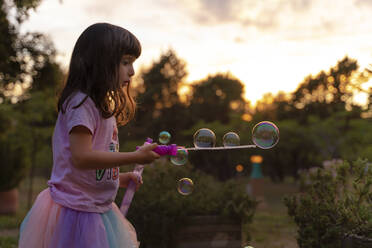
{"left": 0, "top": 0, "right": 372, "bottom": 247}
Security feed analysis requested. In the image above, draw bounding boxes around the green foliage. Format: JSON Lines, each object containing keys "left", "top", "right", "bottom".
{"left": 131, "top": 49, "right": 190, "bottom": 140}
{"left": 0, "top": 130, "right": 30, "bottom": 191}
{"left": 0, "top": 0, "right": 51, "bottom": 100}
{"left": 189, "top": 73, "right": 246, "bottom": 124}
{"left": 291, "top": 56, "right": 362, "bottom": 122}
{"left": 284, "top": 159, "right": 372, "bottom": 248}
{"left": 0, "top": 103, "right": 30, "bottom": 191}
{"left": 116, "top": 161, "right": 257, "bottom": 248}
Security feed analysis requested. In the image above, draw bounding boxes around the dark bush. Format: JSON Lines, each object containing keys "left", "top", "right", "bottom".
{"left": 116, "top": 160, "right": 257, "bottom": 248}
{"left": 284, "top": 159, "right": 372, "bottom": 248}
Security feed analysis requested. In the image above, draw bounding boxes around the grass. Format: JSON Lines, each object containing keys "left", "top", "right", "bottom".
{"left": 0, "top": 236, "right": 17, "bottom": 248}
{"left": 243, "top": 177, "right": 299, "bottom": 248}
{"left": 0, "top": 176, "right": 48, "bottom": 248}
{"left": 0, "top": 176, "right": 300, "bottom": 248}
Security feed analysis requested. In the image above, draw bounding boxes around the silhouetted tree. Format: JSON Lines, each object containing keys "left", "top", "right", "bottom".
{"left": 290, "top": 56, "right": 362, "bottom": 123}
{"left": 189, "top": 73, "right": 245, "bottom": 124}
{"left": 121, "top": 49, "right": 190, "bottom": 142}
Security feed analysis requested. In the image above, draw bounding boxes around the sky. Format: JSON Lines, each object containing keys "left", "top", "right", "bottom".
{"left": 21, "top": 0, "right": 372, "bottom": 105}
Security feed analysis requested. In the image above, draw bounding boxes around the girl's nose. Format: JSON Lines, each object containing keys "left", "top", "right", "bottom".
{"left": 129, "top": 65, "right": 135, "bottom": 77}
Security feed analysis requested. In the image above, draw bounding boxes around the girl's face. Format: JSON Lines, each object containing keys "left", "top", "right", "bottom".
{"left": 119, "top": 55, "right": 136, "bottom": 88}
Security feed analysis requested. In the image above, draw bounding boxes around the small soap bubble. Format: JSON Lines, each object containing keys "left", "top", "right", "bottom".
{"left": 252, "top": 121, "right": 279, "bottom": 149}
{"left": 170, "top": 147, "right": 188, "bottom": 166}
{"left": 158, "top": 131, "right": 171, "bottom": 144}
{"left": 193, "top": 128, "right": 216, "bottom": 148}
{"left": 177, "top": 178, "right": 194, "bottom": 195}
{"left": 222, "top": 132, "right": 240, "bottom": 147}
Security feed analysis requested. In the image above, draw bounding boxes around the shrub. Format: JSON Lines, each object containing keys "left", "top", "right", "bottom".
{"left": 116, "top": 160, "right": 257, "bottom": 248}
{"left": 0, "top": 104, "right": 30, "bottom": 191}
{"left": 284, "top": 159, "right": 372, "bottom": 248}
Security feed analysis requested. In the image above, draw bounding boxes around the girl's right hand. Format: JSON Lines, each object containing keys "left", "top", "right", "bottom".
{"left": 135, "top": 142, "right": 160, "bottom": 164}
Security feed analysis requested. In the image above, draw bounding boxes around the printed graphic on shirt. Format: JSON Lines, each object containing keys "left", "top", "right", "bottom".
{"left": 109, "top": 142, "right": 116, "bottom": 152}
{"left": 106, "top": 167, "right": 119, "bottom": 180}
{"left": 96, "top": 141, "right": 119, "bottom": 181}
{"left": 96, "top": 169, "right": 106, "bottom": 181}
{"left": 112, "top": 167, "right": 119, "bottom": 180}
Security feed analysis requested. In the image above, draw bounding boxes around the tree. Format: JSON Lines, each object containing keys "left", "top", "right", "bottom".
{"left": 0, "top": 0, "right": 64, "bottom": 211}
{"left": 189, "top": 73, "right": 246, "bottom": 124}
{"left": 124, "top": 49, "right": 190, "bottom": 141}
{"left": 290, "top": 56, "right": 363, "bottom": 123}
{"left": 0, "top": 0, "right": 46, "bottom": 101}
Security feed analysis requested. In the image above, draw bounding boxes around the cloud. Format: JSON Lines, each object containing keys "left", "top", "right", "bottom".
{"left": 195, "top": 0, "right": 244, "bottom": 23}
{"left": 183, "top": 0, "right": 313, "bottom": 29}
{"left": 354, "top": 0, "right": 372, "bottom": 7}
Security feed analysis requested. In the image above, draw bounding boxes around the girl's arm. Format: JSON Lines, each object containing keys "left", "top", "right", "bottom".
{"left": 69, "top": 125, "right": 160, "bottom": 170}
{"left": 119, "top": 172, "right": 143, "bottom": 190}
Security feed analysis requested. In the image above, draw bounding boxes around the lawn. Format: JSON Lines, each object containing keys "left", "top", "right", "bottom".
{"left": 243, "top": 177, "right": 299, "bottom": 248}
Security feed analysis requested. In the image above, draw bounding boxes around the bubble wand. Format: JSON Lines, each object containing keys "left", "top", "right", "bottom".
{"left": 120, "top": 121, "right": 279, "bottom": 216}
{"left": 120, "top": 138, "right": 178, "bottom": 216}
{"left": 185, "top": 144, "right": 257, "bottom": 150}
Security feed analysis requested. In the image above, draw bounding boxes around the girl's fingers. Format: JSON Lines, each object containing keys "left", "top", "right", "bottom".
{"left": 131, "top": 172, "right": 142, "bottom": 191}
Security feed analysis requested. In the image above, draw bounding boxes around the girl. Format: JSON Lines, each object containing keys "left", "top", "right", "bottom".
{"left": 19, "top": 23, "right": 160, "bottom": 248}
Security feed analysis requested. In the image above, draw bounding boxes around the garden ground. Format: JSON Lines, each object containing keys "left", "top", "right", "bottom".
{"left": 0, "top": 177, "right": 300, "bottom": 248}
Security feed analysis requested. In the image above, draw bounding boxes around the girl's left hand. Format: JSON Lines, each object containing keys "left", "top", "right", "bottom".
{"left": 119, "top": 172, "right": 143, "bottom": 191}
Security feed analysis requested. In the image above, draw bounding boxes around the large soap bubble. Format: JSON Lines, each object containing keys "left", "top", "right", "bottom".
{"left": 193, "top": 128, "right": 216, "bottom": 148}
{"left": 252, "top": 121, "right": 279, "bottom": 149}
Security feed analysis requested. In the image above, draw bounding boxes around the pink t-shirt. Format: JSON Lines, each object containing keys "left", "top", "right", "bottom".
{"left": 48, "top": 91, "right": 120, "bottom": 213}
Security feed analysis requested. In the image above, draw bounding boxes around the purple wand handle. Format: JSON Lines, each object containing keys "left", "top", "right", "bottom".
{"left": 120, "top": 165, "right": 144, "bottom": 216}
{"left": 120, "top": 138, "right": 178, "bottom": 216}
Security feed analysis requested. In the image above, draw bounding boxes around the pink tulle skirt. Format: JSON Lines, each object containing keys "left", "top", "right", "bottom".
{"left": 19, "top": 188, "right": 139, "bottom": 248}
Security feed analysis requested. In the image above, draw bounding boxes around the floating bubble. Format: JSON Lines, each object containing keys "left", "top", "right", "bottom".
{"left": 252, "top": 121, "right": 279, "bottom": 149}
{"left": 170, "top": 146, "right": 188, "bottom": 166}
{"left": 222, "top": 132, "right": 240, "bottom": 147}
{"left": 158, "top": 131, "right": 171, "bottom": 144}
{"left": 193, "top": 128, "right": 216, "bottom": 148}
{"left": 177, "top": 178, "right": 194, "bottom": 195}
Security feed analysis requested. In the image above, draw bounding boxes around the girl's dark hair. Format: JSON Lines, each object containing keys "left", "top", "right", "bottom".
{"left": 57, "top": 22, "right": 141, "bottom": 126}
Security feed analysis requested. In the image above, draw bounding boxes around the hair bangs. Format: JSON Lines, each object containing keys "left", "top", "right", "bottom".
{"left": 120, "top": 30, "right": 141, "bottom": 58}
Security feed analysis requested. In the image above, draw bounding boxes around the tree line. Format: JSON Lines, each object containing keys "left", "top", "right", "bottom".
{"left": 1, "top": 0, "right": 371, "bottom": 190}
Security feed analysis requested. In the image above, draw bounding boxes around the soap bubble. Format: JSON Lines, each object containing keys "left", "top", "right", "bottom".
{"left": 252, "top": 121, "right": 279, "bottom": 149}
{"left": 222, "top": 132, "right": 240, "bottom": 147}
{"left": 193, "top": 128, "right": 216, "bottom": 148}
{"left": 158, "top": 131, "right": 171, "bottom": 144}
{"left": 170, "top": 147, "right": 188, "bottom": 166}
{"left": 177, "top": 178, "right": 194, "bottom": 195}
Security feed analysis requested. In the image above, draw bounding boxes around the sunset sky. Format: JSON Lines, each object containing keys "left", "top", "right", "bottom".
{"left": 21, "top": 0, "right": 372, "bottom": 105}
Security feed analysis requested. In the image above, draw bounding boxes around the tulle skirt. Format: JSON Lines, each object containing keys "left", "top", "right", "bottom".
{"left": 19, "top": 188, "right": 139, "bottom": 248}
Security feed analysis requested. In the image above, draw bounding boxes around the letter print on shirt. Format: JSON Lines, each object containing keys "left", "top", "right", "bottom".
{"left": 96, "top": 124, "right": 120, "bottom": 181}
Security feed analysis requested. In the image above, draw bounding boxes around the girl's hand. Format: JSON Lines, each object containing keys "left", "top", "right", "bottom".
{"left": 119, "top": 172, "right": 143, "bottom": 191}
{"left": 135, "top": 142, "right": 160, "bottom": 164}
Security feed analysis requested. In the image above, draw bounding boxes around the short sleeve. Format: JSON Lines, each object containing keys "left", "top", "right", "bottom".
{"left": 64, "top": 94, "right": 98, "bottom": 136}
